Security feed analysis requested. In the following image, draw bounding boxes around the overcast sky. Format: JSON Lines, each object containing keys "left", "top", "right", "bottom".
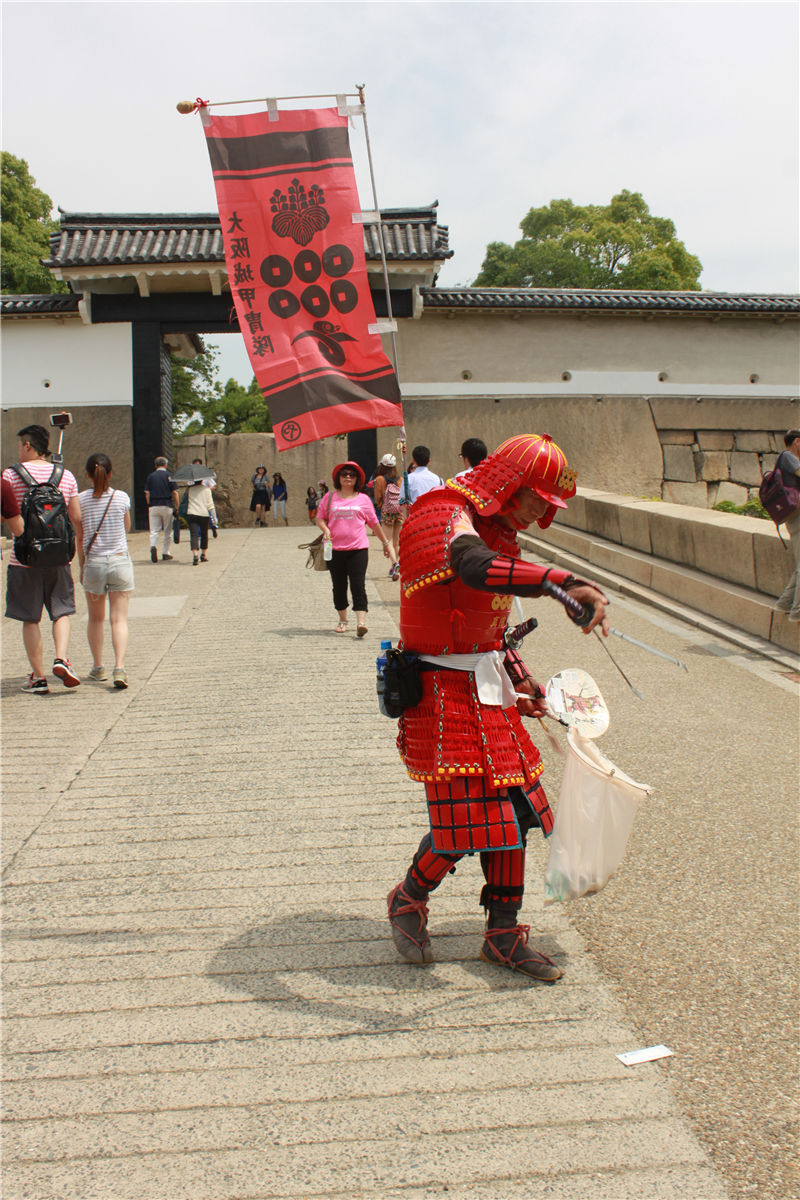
{"left": 3, "top": 0, "right": 797, "bottom": 383}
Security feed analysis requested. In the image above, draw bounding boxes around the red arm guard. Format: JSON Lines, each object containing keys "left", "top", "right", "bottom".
{"left": 451, "top": 535, "right": 573, "bottom": 597}
{"left": 503, "top": 645, "right": 531, "bottom": 687}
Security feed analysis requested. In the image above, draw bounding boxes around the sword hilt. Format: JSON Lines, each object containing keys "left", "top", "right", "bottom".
{"left": 505, "top": 615, "right": 538, "bottom": 649}
{"left": 542, "top": 578, "right": 594, "bottom": 627}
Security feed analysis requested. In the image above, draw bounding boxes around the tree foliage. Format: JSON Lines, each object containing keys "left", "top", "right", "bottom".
{"left": 474, "top": 191, "right": 702, "bottom": 290}
{"left": 172, "top": 345, "right": 271, "bottom": 436}
{"left": 1, "top": 152, "right": 66, "bottom": 294}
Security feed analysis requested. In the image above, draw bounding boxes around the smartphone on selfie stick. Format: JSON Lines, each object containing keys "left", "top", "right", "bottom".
{"left": 49, "top": 411, "right": 72, "bottom": 464}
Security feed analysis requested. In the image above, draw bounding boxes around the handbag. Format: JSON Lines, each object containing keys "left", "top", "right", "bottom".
{"left": 298, "top": 533, "right": 328, "bottom": 571}
{"left": 299, "top": 492, "right": 337, "bottom": 571}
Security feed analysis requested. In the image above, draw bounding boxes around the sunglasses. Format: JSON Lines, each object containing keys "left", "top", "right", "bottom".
{"left": 339, "top": 469, "right": 357, "bottom": 476}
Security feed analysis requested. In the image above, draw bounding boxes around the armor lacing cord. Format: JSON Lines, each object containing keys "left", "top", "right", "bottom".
{"left": 483, "top": 923, "right": 558, "bottom": 971}
{"left": 387, "top": 883, "right": 431, "bottom": 954}
{"left": 449, "top": 606, "right": 465, "bottom": 637}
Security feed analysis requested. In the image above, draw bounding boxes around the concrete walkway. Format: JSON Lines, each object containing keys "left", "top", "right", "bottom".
{"left": 1, "top": 528, "right": 740, "bottom": 1199}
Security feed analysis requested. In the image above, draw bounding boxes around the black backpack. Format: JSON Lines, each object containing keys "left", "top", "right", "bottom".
{"left": 11, "top": 463, "right": 76, "bottom": 567}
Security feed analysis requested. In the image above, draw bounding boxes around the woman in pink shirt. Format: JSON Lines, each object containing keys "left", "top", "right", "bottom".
{"left": 316, "top": 461, "right": 396, "bottom": 637}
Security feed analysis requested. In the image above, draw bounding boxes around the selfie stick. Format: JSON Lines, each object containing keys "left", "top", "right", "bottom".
{"left": 50, "top": 412, "right": 72, "bottom": 465}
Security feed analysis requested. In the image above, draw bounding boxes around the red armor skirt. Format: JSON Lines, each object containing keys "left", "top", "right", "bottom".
{"left": 397, "top": 666, "right": 552, "bottom": 853}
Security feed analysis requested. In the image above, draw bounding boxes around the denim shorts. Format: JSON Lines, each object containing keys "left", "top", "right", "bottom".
{"left": 83, "top": 551, "right": 135, "bottom": 594}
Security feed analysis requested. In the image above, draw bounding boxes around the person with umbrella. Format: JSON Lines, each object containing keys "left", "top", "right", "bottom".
{"left": 172, "top": 463, "right": 218, "bottom": 566}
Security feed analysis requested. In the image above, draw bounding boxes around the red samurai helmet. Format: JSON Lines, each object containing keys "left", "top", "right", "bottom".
{"left": 447, "top": 433, "right": 577, "bottom": 529}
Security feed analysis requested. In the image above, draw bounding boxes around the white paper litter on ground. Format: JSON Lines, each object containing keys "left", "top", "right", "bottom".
{"left": 617, "top": 1044, "right": 674, "bottom": 1067}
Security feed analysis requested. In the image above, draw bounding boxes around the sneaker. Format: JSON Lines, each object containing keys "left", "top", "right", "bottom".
{"left": 21, "top": 674, "right": 49, "bottom": 694}
{"left": 150, "top": 547, "right": 158, "bottom": 563}
{"left": 112, "top": 668, "right": 128, "bottom": 689}
{"left": 88, "top": 665, "right": 108, "bottom": 682}
{"left": 200, "top": 553, "right": 208, "bottom": 562}
{"left": 52, "top": 658, "right": 80, "bottom": 688}
{"left": 162, "top": 553, "right": 173, "bottom": 561}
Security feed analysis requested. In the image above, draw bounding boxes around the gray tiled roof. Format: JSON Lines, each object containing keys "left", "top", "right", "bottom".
{"left": 1, "top": 293, "right": 81, "bottom": 316}
{"left": 45, "top": 207, "right": 452, "bottom": 269}
{"left": 420, "top": 287, "right": 800, "bottom": 315}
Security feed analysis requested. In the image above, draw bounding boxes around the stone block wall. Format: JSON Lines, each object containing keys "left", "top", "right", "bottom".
{"left": 658, "top": 428, "right": 786, "bottom": 508}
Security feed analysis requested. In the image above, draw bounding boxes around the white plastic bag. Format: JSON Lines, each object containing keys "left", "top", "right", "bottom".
{"left": 544, "top": 728, "right": 651, "bottom": 904}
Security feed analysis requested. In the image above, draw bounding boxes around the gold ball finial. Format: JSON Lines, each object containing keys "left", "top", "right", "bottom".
{"left": 176, "top": 100, "right": 195, "bottom": 115}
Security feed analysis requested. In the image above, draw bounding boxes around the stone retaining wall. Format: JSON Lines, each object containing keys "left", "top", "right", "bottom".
{"left": 556, "top": 487, "right": 785, "bottom": 595}
{"left": 659, "top": 428, "right": 786, "bottom": 507}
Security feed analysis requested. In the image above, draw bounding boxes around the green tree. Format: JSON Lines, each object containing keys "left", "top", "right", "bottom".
{"left": 474, "top": 191, "right": 702, "bottom": 290}
{"left": 172, "top": 345, "right": 271, "bottom": 435}
{"left": 202, "top": 376, "right": 272, "bottom": 435}
{"left": 1, "top": 152, "right": 66, "bottom": 294}
{"left": 171, "top": 344, "right": 222, "bottom": 432}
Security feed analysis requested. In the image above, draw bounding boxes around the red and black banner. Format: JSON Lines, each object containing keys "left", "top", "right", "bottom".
{"left": 202, "top": 106, "right": 403, "bottom": 451}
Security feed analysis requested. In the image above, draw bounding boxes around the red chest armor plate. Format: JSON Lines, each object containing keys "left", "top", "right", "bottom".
{"left": 399, "top": 491, "right": 519, "bottom": 654}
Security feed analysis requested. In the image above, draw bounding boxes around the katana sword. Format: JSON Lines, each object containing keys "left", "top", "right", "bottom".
{"left": 540, "top": 579, "right": 689, "bottom": 671}
{"left": 592, "top": 629, "right": 644, "bottom": 699}
{"left": 603, "top": 626, "right": 688, "bottom": 670}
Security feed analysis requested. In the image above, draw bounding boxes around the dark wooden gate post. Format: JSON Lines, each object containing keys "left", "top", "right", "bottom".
{"left": 131, "top": 322, "right": 164, "bottom": 529}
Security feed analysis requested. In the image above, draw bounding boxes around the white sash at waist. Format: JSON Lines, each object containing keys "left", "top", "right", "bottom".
{"left": 419, "top": 649, "right": 517, "bottom": 708}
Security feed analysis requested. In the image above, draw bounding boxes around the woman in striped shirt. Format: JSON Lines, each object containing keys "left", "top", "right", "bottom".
{"left": 77, "top": 453, "right": 134, "bottom": 689}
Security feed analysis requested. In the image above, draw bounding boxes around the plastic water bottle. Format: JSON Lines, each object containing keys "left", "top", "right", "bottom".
{"left": 376, "top": 639, "right": 392, "bottom": 717}
{"left": 323, "top": 537, "right": 333, "bottom": 562}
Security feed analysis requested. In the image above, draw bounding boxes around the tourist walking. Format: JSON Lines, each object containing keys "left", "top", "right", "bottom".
{"left": 272, "top": 473, "right": 288, "bottom": 525}
{"left": 144, "top": 456, "right": 178, "bottom": 562}
{"left": 405, "top": 445, "right": 443, "bottom": 503}
{"left": 773, "top": 428, "right": 800, "bottom": 621}
{"left": 78, "top": 453, "right": 134, "bottom": 689}
{"left": 376, "top": 453, "right": 404, "bottom": 575}
{"left": 187, "top": 480, "right": 217, "bottom": 566}
{"left": 305, "top": 486, "right": 319, "bottom": 523}
{"left": 250, "top": 465, "right": 271, "bottom": 526}
{"left": 315, "top": 461, "right": 396, "bottom": 637}
{"left": 3, "top": 424, "right": 83, "bottom": 694}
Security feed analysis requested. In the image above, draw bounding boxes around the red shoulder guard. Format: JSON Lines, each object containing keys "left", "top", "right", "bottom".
{"left": 398, "top": 489, "right": 464, "bottom": 596}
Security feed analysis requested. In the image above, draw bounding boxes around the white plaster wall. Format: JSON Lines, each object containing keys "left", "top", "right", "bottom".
{"left": 397, "top": 311, "right": 800, "bottom": 390}
{"left": 1, "top": 319, "right": 132, "bottom": 410}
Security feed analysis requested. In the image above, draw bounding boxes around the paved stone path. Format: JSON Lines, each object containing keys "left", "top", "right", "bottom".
{"left": 1, "top": 528, "right": 744, "bottom": 1199}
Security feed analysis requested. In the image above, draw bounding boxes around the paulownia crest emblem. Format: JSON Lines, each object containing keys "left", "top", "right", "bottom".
{"left": 270, "top": 180, "right": 329, "bottom": 247}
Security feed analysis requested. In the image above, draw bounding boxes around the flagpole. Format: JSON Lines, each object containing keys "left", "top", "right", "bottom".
{"left": 177, "top": 93, "right": 361, "bottom": 112}
{"left": 355, "top": 86, "right": 399, "bottom": 382}
{"left": 354, "top": 85, "right": 407, "bottom": 479}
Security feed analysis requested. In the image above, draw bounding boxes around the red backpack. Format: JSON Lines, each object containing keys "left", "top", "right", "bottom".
{"left": 759, "top": 465, "right": 799, "bottom": 526}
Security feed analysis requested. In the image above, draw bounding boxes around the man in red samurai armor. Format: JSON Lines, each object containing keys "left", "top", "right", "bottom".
{"left": 387, "top": 434, "right": 609, "bottom": 982}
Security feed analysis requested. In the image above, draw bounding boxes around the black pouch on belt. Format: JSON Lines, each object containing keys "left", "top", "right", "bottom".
{"left": 383, "top": 648, "right": 423, "bottom": 718}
